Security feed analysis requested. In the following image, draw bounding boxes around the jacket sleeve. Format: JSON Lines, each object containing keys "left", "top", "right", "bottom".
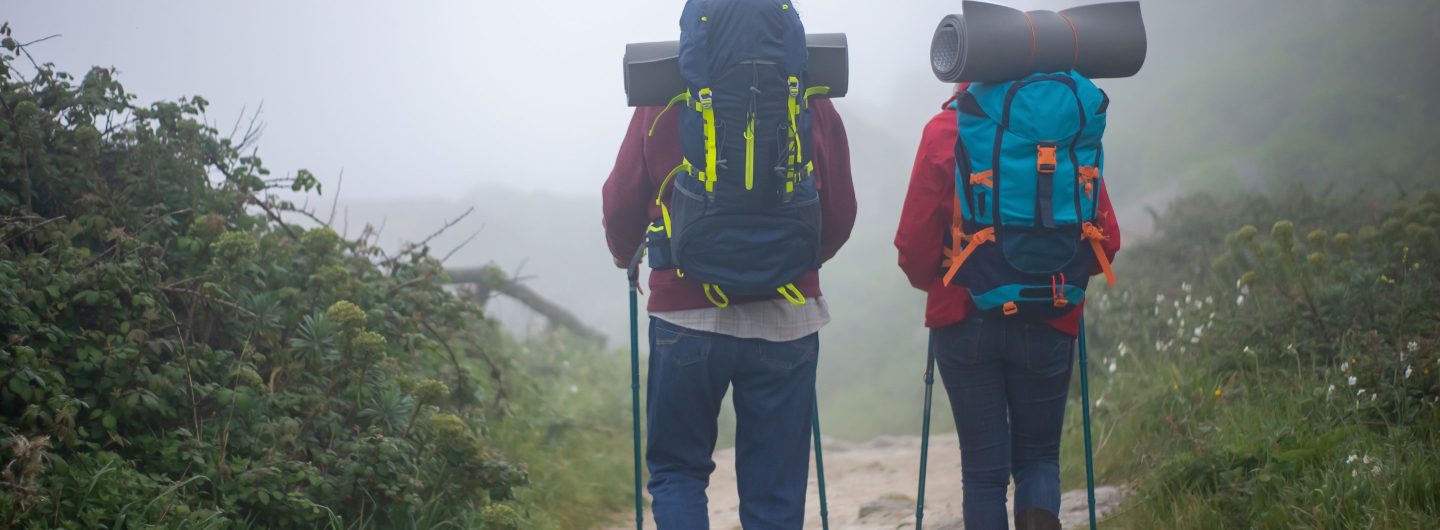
{"left": 895, "top": 113, "right": 956, "bottom": 291}
{"left": 810, "top": 98, "right": 857, "bottom": 264}
{"left": 601, "top": 109, "right": 657, "bottom": 267}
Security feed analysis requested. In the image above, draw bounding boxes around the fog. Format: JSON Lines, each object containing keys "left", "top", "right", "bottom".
{"left": 8, "top": 0, "right": 1098, "bottom": 199}
{"left": 7, "top": 0, "right": 1435, "bottom": 439}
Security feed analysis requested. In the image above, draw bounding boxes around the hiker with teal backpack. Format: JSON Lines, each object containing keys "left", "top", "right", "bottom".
{"left": 895, "top": 78, "right": 1122, "bottom": 530}
{"left": 602, "top": 1, "right": 857, "bottom": 527}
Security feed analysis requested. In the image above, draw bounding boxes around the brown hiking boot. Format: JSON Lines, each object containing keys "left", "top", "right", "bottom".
{"left": 1015, "top": 508, "right": 1062, "bottom": 530}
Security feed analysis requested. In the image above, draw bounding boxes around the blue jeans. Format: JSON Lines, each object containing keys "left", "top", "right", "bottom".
{"left": 646, "top": 318, "right": 819, "bottom": 530}
{"left": 932, "top": 315, "right": 1076, "bottom": 530}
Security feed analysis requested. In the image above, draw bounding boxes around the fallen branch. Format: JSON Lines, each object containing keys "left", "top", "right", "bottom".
{"left": 445, "top": 265, "right": 607, "bottom": 347}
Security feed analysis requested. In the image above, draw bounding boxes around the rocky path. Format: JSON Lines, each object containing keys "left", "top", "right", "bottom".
{"left": 602, "top": 433, "right": 1122, "bottom": 529}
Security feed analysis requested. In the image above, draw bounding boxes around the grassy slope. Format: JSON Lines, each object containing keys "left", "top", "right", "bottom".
{"left": 1063, "top": 189, "right": 1440, "bottom": 528}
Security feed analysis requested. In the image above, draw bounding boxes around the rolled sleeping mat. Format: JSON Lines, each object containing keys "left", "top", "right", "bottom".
{"left": 624, "top": 33, "right": 849, "bottom": 107}
{"left": 931, "top": 1, "right": 1146, "bottom": 84}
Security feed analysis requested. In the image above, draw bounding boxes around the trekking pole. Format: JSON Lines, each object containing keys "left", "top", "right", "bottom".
{"left": 915, "top": 334, "right": 936, "bottom": 530}
{"left": 626, "top": 251, "right": 646, "bottom": 530}
{"left": 1078, "top": 314, "right": 1098, "bottom": 530}
{"left": 812, "top": 393, "right": 831, "bottom": 530}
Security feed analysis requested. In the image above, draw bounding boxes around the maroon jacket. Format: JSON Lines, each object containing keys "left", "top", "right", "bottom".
{"left": 895, "top": 96, "right": 1122, "bottom": 336}
{"left": 603, "top": 98, "right": 857, "bottom": 312}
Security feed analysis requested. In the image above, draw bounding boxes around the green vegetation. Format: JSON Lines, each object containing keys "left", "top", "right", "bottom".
{"left": 1064, "top": 190, "right": 1440, "bottom": 528}
{"left": 0, "top": 29, "right": 624, "bottom": 529}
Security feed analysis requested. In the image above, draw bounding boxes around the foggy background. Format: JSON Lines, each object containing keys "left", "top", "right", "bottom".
{"left": 7, "top": 0, "right": 1429, "bottom": 439}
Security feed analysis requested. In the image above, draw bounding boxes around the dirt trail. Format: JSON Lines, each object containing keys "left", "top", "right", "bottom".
{"left": 601, "top": 433, "right": 1122, "bottom": 529}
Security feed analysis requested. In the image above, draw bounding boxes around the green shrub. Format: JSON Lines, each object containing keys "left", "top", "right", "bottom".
{"left": 0, "top": 30, "right": 553, "bottom": 528}
{"left": 1074, "top": 189, "right": 1440, "bottom": 528}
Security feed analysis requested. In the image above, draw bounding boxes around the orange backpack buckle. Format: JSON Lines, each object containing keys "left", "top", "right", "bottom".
{"left": 1078, "top": 166, "right": 1100, "bottom": 198}
{"left": 1003, "top": 302, "right": 1020, "bottom": 316}
{"left": 1037, "top": 144, "right": 1058, "bottom": 174}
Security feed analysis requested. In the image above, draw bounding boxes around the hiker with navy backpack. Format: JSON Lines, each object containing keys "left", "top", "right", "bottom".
{"left": 602, "top": 1, "right": 856, "bottom": 528}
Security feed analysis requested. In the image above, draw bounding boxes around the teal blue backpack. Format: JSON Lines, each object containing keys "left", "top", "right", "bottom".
{"left": 943, "top": 71, "right": 1117, "bottom": 320}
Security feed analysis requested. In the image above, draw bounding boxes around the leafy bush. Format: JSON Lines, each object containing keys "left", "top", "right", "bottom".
{"left": 0, "top": 28, "right": 550, "bottom": 528}
{"left": 1072, "top": 190, "right": 1440, "bottom": 528}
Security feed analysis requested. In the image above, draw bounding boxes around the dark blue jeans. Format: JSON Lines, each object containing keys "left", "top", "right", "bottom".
{"left": 932, "top": 315, "right": 1076, "bottom": 530}
{"left": 646, "top": 318, "right": 819, "bottom": 530}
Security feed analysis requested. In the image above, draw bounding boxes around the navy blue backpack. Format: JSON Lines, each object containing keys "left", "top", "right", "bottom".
{"left": 643, "top": 0, "right": 829, "bottom": 308}
{"left": 942, "top": 72, "right": 1117, "bottom": 320}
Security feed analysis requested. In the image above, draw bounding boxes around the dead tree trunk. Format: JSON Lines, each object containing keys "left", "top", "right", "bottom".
{"left": 445, "top": 265, "right": 607, "bottom": 347}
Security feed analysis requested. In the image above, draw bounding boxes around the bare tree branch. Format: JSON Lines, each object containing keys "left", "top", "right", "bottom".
{"left": 441, "top": 225, "right": 484, "bottom": 264}
{"left": 412, "top": 207, "right": 476, "bottom": 252}
{"left": 445, "top": 265, "right": 607, "bottom": 347}
{"left": 326, "top": 169, "right": 344, "bottom": 226}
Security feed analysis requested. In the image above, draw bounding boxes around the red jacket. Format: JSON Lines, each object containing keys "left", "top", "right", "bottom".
{"left": 603, "top": 98, "right": 857, "bottom": 312}
{"left": 895, "top": 97, "right": 1121, "bottom": 336}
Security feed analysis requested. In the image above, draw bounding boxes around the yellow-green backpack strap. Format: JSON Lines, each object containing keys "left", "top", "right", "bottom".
{"left": 648, "top": 92, "right": 692, "bottom": 137}
{"left": 777, "top": 283, "right": 807, "bottom": 306}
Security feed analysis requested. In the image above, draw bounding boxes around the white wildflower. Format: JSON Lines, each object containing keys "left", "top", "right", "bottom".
{"left": 1327, "top": 384, "right": 1335, "bottom": 398}
{"left": 1119, "top": 342, "right": 1129, "bottom": 357}
{"left": 1167, "top": 318, "right": 1175, "bottom": 326}
{"left": 1205, "top": 296, "right": 1215, "bottom": 306}
{"left": 1182, "top": 282, "right": 1192, "bottom": 293}
{"left": 1190, "top": 337, "right": 1201, "bottom": 345}
{"left": 1408, "top": 341, "right": 1420, "bottom": 353}
{"left": 1371, "top": 464, "right": 1382, "bottom": 475}
{"left": 1406, "top": 366, "right": 1414, "bottom": 379}
{"left": 569, "top": 385, "right": 580, "bottom": 394}
{"left": 1095, "top": 397, "right": 1105, "bottom": 408}
{"left": 1156, "top": 294, "right": 1166, "bottom": 305}
{"left": 1348, "top": 376, "right": 1358, "bottom": 387}
{"left": 1352, "top": 469, "right": 1360, "bottom": 478}
{"left": 1236, "top": 294, "right": 1246, "bottom": 306}
{"left": 1357, "top": 389, "right": 1367, "bottom": 397}
{"left": 1108, "top": 360, "right": 1118, "bottom": 374}
{"left": 1241, "top": 284, "right": 1251, "bottom": 296}
{"left": 1341, "top": 362, "right": 1350, "bottom": 372}
{"left": 1371, "top": 394, "right": 1377, "bottom": 402}
{"left": 1347, "top": 454, "right": 1359, "bottom": 464}
{"left": 1194, "top": 326, "right": 1204, "bottom": 338}
{"left": 1185, "top": 295, "right": 1194, "bottom": 306}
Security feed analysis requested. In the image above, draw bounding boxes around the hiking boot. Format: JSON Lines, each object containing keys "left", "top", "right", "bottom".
{"left": 1015, "top": 508, "right": 1062, "bottom": 530}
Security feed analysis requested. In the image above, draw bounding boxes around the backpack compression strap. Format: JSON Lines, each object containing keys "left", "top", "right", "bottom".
{"left": 942, "top": 227, "right": 995, "bottom": 287}
{"left": 1081, "top": 222, "right": 1117, "bottom": 286}
{"left": 699, "top": 88, "right": 719, "bottom": 193}
{"left": 941, "top": 171, "right": 998, "bottom": 286}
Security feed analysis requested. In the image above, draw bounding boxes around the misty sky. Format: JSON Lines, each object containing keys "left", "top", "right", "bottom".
{"left": 6, "top": 0, "right": 1065, "bottom": 201}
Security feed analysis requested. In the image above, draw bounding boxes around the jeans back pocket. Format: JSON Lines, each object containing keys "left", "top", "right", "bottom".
{"left": 653, "top": 321, "right": 712, "bottom": 367}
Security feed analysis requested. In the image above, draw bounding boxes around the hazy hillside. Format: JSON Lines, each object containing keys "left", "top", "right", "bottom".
{"left": 334, "top": 0, "right": 1440, "bottom": 441}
